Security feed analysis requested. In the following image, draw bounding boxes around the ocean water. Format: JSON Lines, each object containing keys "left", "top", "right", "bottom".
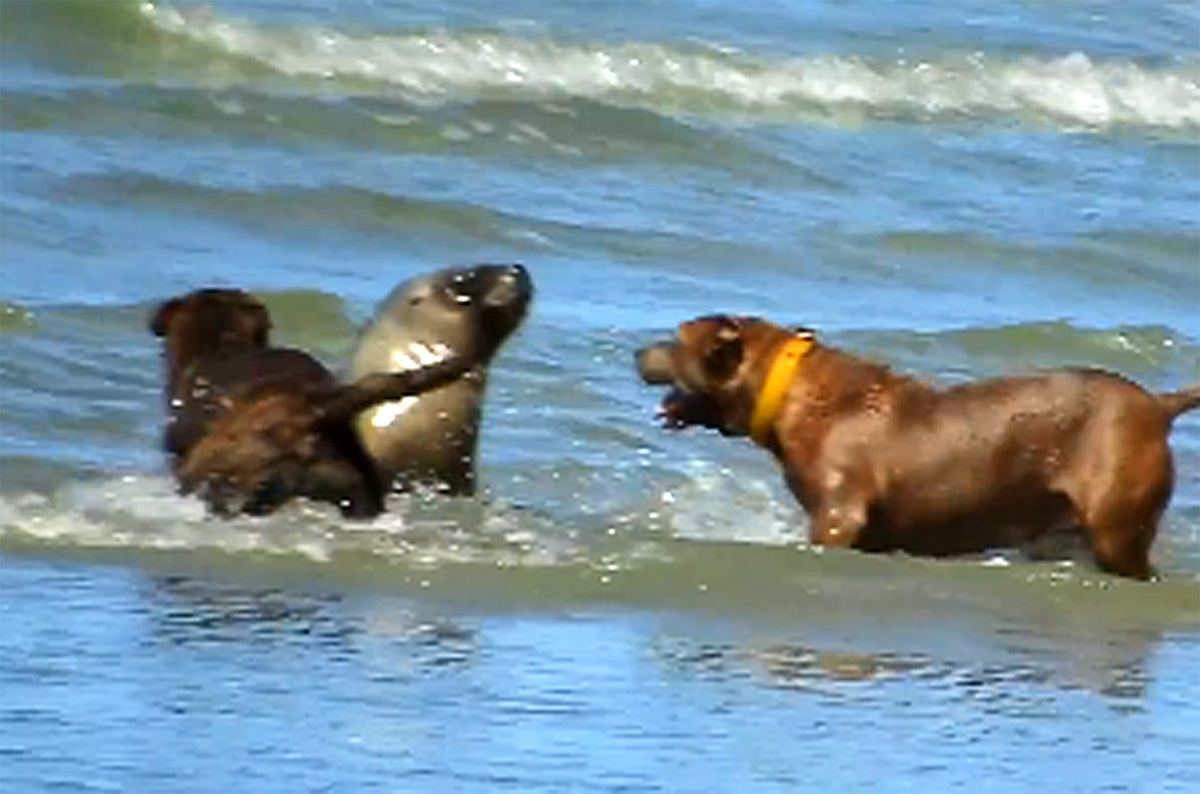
{"left": 1, "top": 1, "right": 1199, "bottom": 791}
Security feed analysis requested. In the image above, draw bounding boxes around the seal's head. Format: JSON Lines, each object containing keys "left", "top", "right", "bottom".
{"left": 364, "top": 263, "right": 531, "bottom": 367}
{"left": 350, "top": 264, "right": 533, "bottom": 495}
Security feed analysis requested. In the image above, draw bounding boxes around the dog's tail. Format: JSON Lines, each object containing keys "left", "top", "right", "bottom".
{"left": 317, "top": 355, "right": 472, "bottom": 426}
{"left": 1159, "top": 385, "right": 1200, "bottom": 422}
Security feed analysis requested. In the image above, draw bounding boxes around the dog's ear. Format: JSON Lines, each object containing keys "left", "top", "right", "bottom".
{"left": 149, "top": 297, "right": 183, "bottom": 337}
{"left": 243, "top": 297, "right": 272, "bottom": 346}
{"left": 705, "top": 315, "right": 744, "bottom": 380}
{"left": 715, "top": 315, "right": 742, "bottom": 342}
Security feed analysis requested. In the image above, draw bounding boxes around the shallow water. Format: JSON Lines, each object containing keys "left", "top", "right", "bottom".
{"left": 2, "top": 1, "right": 1199, "bottom": 792}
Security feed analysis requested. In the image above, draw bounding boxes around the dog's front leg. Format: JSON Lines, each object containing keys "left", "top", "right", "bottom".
{"left": 803, "top": 469, "right": 871, "bottom": 549}
{"left": 810, "top": 504, "right": 867, "bottom": 548}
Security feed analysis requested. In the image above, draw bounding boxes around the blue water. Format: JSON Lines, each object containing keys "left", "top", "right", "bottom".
{"left": 2, "top": 1, "right": 1199, "bottom": 791}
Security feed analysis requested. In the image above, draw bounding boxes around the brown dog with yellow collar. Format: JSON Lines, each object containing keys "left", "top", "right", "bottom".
{"left": 636, "top": 314, "right": 1200, "bottom": 580}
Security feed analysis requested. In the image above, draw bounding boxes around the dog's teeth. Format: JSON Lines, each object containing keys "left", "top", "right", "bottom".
{"left": 370, "top": 396, "right": 418, "bottom": 427}
{"left": 409, "top": 342, "right": 444, "bottom": 366}
{"left": 390, "top": 350, "right": 417, "bottom": 370}
{"left": 390, "top": 341, "right": 453, "bottom": 374}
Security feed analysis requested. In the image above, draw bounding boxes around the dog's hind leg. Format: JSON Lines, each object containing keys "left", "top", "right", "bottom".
{"left": 1071, "top": 445, "right": 1171, "bottom": 581}
{"left": 1083, "top": 504, "right": 1161, "bottom": 581}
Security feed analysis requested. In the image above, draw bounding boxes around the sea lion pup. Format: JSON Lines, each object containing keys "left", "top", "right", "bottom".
{"left": 349, "top": 263, "right": 533, "bottom": 495}
{"left": 150, "top": 288, "right": 469, "bottom": 517}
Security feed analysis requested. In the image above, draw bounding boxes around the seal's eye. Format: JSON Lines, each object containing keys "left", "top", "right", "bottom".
{"left": 443, "top": 285, "right": 473, "bottom": 305}
{"left": 443, "top": 270, "right": 482, "bottom": 306}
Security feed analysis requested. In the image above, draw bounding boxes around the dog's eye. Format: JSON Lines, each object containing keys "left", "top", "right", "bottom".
{"left": 706, "top": 335, "right": 743, "bottom": 378}
{"left": 409, "top": 296, "right": 423, "bottom": 306}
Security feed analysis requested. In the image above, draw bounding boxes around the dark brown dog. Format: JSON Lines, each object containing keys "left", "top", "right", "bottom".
{"left": 637, "top": 315, "right": 1200, "bottom": 580}
{"left": 150, "top": 288, "right": 468, "bottom": 518}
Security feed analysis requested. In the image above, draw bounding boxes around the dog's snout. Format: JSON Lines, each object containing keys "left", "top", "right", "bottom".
{"left": 636, "top": 343, "right": 677, "bottom": 385}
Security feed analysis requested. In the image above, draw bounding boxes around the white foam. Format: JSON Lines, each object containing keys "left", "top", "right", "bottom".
{"left": 0, "top": 475, "right": 345, "bottom": 561}
{"left": 0, "top": 475, "right": 582, "bottom": 568}
{"left": 661, "top": 460, "right": 805, "bottom": 546}
{"left": 140, "top": 2, "right": 1200, "bottom": 131}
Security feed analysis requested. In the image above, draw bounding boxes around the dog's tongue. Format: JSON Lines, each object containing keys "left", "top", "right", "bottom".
{"left": 656, "top": 387, "right": 726, "bottom": 431}
{"left": 658, "top": 388, "right": 692, "bottom": 429}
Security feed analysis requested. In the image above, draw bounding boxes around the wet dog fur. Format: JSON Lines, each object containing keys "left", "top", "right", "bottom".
{"left": 637, "top": 314, "right": 1200, "bottom": 580}
{"left": 150, "top": 288, "right": 467, "bottom": 517}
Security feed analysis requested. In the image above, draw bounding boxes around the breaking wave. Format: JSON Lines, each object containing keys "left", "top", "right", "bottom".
{"left": 7, "top": 0, "right": 1198, "bottom": 133}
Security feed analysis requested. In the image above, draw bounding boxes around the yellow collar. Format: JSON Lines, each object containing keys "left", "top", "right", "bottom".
{"left": 749, "top": 333, "right": 814, "bottom": 445}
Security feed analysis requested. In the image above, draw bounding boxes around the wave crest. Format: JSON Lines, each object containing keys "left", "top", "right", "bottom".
{"left": 136, "top": 2, "right": 1200, "bottom": 131}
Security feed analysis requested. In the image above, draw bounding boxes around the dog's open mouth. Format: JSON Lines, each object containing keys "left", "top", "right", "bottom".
{"left": 659, "top": 387, "right": 723, "bottom": 430}
{"left": 637, "top": 342, "right": 725, "bottom": 432}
